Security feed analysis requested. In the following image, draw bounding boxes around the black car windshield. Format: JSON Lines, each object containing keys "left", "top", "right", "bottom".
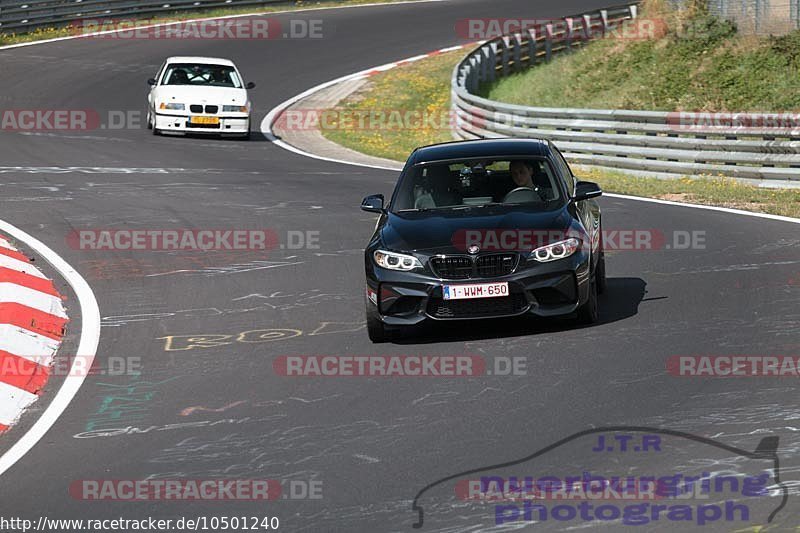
{"left": 391, "top": 158, "right": 562, "bottom": 212}
{"left": 162, "top": 63, "right": 242, "bottom": 88}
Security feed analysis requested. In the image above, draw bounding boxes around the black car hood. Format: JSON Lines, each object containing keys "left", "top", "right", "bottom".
{"left": 380, "top": 207, "right": 573, "bottom": 254}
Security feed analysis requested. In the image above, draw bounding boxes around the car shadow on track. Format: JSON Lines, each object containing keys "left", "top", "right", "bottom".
{"left": 390, "top": 277, "right": 649, "bottom": 344}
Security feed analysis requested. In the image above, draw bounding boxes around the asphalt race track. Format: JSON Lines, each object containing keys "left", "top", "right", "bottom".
{"left": 0, "top": 0, "right": 799, "bottom": 531}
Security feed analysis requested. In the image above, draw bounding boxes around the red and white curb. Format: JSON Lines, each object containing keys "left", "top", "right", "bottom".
{"left": 0, "top": 234, "right": 68, "bottom": 432}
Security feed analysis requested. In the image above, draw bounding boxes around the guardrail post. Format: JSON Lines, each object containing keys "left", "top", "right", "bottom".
{"left": 480, "top": 45, "right": 491, "bottom": 83}
{"left": 501, "top": 36, "right": 511, "bottom": 77}
{"left": 545, "top": 23, "right": 554, "bottom": 61}
{"left": 600, "top": 9, "right": 609, "bottom": 33}
{"left": 512, "top": 33, "right": 522, "bottom": 72}
{"left": 629, "top": 5, "right": 638, "bottom": 19}
{"left": 467, "top": 58, "right": 480, "bottom": 93}
{"left": 527, "top": 27, "right": 538, "bottom": 66}
{"left": 582, "top": 14, "right": 594, "bottom": 40}
{"left": 487, "top": 41, "right": 498, "bottom": 82}
{"left": 565, "top": 17, "right": 574, "bottom": 51}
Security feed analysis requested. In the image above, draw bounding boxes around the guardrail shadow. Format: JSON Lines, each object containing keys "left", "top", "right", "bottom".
{"left": 392, "top": 276, "right": 649, "bottom": 344}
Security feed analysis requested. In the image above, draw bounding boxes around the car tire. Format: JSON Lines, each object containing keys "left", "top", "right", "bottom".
{"left": 241, "top": 131, "right": 251, "bottom": 141}
{"left": 146, "top": 111, "right": 153, "bottom": 130}
{"left": 366, "top": 300, "right": 388, "bottom": 343}
{"left": 596, "top": 252, "right": 607, "bottom": 295}
{"left": 577, "top": 269, "right": 599, "bottom": 325}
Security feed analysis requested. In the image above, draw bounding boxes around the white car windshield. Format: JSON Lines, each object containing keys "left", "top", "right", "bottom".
{"left": 162, "top": 63, "right": 242, "bottom": 88}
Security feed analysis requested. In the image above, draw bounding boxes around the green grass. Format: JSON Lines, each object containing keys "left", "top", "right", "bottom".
{"left": 322, "top": 50, "right": 800, "bottom": 218}
{"left": 320, "top": 51, "right": 456, "bottom": 160}
{"left": 484, "top": 2, "right": 800, "bottom": 112}
{"left": 579, "top": 167, "right": 800, "bottom": 219}
{"left": 0, "top": 0, "right": 416, "bottom": 46}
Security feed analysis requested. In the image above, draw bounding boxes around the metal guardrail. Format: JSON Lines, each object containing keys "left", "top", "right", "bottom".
{"left": 451, "top": 3, "right": 800, "bottom": 181}
{"left": 0, "top": 0, "right": 283, "bottom": 33}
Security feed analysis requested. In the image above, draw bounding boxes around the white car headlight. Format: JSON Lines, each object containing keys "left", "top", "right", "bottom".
{"left": 223, "top": 105, "right": 249, "bottom": 113}
{"left": 373, "top": 250, "right": 422, "bottom": 271}
{"left": 159, "top": 103, "right": 185, "bottom": 111}
{"left": 530, "top": 238, "right": 581, "bottom": 262}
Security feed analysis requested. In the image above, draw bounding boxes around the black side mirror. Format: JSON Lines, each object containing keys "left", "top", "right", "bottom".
{"left": 573, "top": 181, "right": 602, "bottom": 202}
{"left": 361, "top": 194, "right": 385, "bottom": 213}
{"left": 147, "top": 78, "right": 157, "bottom": 86}
{"left": 245, "top": 82, "right": 256, "bottom": 89}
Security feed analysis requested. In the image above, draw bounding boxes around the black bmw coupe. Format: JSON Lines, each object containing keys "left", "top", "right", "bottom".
{"left": 361, "top": 138, "right": 606, "bottom": 342}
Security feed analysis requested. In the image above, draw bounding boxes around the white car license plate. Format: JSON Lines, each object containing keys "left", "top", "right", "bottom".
{"left": 190, "top": 116, "right": 220, "bottom": 125}
{"left": 443, "top": 282, "right": 509, "bottom": 300}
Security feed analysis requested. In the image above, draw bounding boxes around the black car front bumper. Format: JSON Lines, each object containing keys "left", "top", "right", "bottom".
{"left": 365, "top": 251, "right": 592, "bottom": 325}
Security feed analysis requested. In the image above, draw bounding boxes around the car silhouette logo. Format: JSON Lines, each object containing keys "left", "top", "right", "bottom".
{"left": 410, "top": 425, "right": 789, "bottom": 529}
{"left": 468, "top": 244, "right": 480, "bottom": 254}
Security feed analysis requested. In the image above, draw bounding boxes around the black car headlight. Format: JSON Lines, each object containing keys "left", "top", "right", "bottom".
{"left": 373, "top": 250, "right": 422, "bottom": 271}
{"left": 530, "top": 238, "right": 581, "bottom": 262}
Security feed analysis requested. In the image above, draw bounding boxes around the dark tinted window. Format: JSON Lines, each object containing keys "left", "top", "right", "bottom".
{"left": 391, "top": 158, "right": 563, "bottom": 212}
{"left": 551, "top": 147, "right": 574, "bottom": 196}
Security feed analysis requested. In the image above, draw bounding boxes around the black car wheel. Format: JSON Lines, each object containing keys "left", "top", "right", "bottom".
{"left": 596, "top": 251, "right": 607, "bottom": 295}
{"left": 366, "top": 299, "right": 388, "bottom": 343}
{"left": 577, "top": 268, "right": 599, "bottom": 325}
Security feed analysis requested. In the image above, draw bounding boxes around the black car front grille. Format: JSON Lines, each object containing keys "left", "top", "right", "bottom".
{"left": 188, "top": 105, "right": 219, "bottom": 114}
{"left": 427, "top": 292, "right": 528, "bottom": 319}
{"left": 430, "top": 256, "right": 473, "bottom": 279}
{"left": 476, "top": 254, "right": 517, "bottom": 277}
{"left": 430, "top": 253, "right": 517, "bottom": 279}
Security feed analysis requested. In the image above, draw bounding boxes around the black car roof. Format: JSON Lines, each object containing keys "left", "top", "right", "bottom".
{"left": 409, "top": 138, "right": 552, "bottom": 164}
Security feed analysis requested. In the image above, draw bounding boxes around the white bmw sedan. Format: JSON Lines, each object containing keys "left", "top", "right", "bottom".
{"left": 147, "top": 56, "right": 254, "bottom": 139}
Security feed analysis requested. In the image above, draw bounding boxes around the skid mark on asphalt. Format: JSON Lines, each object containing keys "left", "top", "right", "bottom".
{"left": 650, "top": 259, "right": 800, "bottom": 275}
{"left": 102, "top": 290, "right": 354, "bottom": 326}
{"left": 144, "top": 259, "right": 304, "bottom": 277}
{"left": 0, "top": 167, "right": 218, "bottom": 174}
{"left": 180, "top": 401, "right": 248, "bottom": 416}
{"left": 175, "top": 395, "right": 346, "bottom": 418}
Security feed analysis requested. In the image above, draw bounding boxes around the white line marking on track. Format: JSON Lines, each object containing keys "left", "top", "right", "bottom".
{"left": 0, "top": 220, "right": 100, "bottom": 477}
{"left": 261, "top": 53, "right": 800, "bottom": 226}
{"left": 261, "top": 44, "right": 480, "bottom": 171}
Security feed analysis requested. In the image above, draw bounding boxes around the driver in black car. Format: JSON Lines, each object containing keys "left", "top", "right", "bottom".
{"left": 508, "top": 160, "right": 554, "bottom": 201}
{"left": 510, "top": 160, "right": 537, "bottom": 188}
